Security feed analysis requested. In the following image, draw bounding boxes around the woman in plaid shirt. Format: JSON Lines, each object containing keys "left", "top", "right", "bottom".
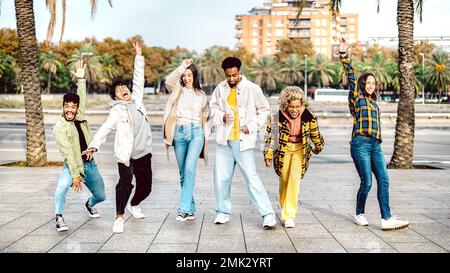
{"left": 339, "top": 38, "right": 409, "bottom": 231}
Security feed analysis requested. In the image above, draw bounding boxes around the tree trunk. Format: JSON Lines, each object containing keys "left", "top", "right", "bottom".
{"left": 15, "top": 0, "right": 48, "bottom": 167}
{"left": 47, "top": 70, "right": 52, "bottom": 94}
{"left": 388, "top": 0, "right": 415, "bottom": 169}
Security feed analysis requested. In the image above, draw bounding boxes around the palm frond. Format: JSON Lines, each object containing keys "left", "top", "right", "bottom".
{"left": 328, "top": 0, "right": 342, "bottom": 22}
{"left": 415, "top": 0, "right": 424, "bottom": 23}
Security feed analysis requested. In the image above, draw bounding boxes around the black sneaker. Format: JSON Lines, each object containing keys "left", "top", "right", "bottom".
{"left": 56, "top": 215, "right": 68, "bottom": 232}
{"left": 85, "top": 200, "right": 100, "bottom": 218}
{"left": 186, "top": 213, "right": 195, "bottom": 220}
{"left": 176, "top": 212, "right": 188, "bottom": 221}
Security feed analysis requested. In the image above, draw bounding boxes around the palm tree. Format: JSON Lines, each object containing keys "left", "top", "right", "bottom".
{"left": 327, "top": 0, "right": 424, "bottom": 169}
{"left": 307, "top": 54, "right": 335, "bottom": 88}
{"left": 14, "top": 0, "right": 47, "bottom": 166}
{"left": 100, "top": 53, "right": 118, "bottom": 84}
{"left": 0, "top": 55, "right": 15, "bottom": 92}
{"left": 5, "top": 0, "right": 113, "bottom": 166}
{"left": 427, "top": 50, "right": 450, "bottom": 101}
{"left": 279, "top": 54, "right": 304, "bottom": 85}
{"left": 251, "top": 56, "right": 279, "bottom": 95}
{"left": 197, "top": 46, "right": 224, "bottom": 93}
{"left": 68, "top": 44, "right": 102, "bottom": 92}
{"left": 39, "top": 50, "right": 62, "bottom": 93}
{"left": 391, "top": 63, "right": 426, "bottom": 99}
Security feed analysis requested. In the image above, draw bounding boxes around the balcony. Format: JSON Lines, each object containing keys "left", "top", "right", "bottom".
{"left": 235, "top": 15, "right": 243, "bottom": 21}
{"left": 288, "top": 32, "right": 310, "bottom": 38}
{"left": 235, "top": 33, "right": 242, "bottom": 39}
{"left": 235, "top": 24, "right": 242, "bottom": 30}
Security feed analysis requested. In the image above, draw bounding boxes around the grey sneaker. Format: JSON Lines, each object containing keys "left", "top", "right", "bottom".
{"left": 56, "top": 215, "right": 68, "bottom": 232}
{"left": 85, "top": 200, "right": 100, "bottom": 218}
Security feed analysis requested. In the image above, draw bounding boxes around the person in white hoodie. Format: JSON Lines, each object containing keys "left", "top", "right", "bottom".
{"left": 209, "top": 57, "right": 277, "bottom": 229}
{"left": 82, "top": 42, "right": 152, "bottom": 233}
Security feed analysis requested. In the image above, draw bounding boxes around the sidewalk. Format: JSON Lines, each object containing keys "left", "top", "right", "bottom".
{"left": 0, "top": 143, "right": 449, "bottom": 253}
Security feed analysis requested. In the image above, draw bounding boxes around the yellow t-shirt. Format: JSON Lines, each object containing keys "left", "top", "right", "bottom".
{"left": 227, "top": 88, "right": 240, "bottom": 140}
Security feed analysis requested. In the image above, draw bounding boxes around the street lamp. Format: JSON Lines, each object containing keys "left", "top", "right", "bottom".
{"left": 304, "top": 54, "right": 307, "bottom": 99}
{"left": 419, "top": 53, "right": 425, "bottom": 104}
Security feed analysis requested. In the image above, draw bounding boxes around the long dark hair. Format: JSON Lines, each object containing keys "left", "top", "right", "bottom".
{"left": 180, "top": 64, "right": 202, "bottom": 92}
{"left": 358, "top": 72, "right": 377, "bottom": 100}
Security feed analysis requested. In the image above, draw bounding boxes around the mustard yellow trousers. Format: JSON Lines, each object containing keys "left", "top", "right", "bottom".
{"left": 279, "top": 142, "right": 303, "bottom": 221}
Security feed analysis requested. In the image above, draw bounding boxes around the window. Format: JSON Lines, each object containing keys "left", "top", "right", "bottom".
{"left": 252, "top": 38, "right": 258, "bottom": 46}
{"left": 321, "top": 19, "right": 327, "bottom": 27}
{"left": 276, "top": 19, "right": 284, "bottom": 26}
{"left": 275, "top": 29, "right": 284, "bottom": 37}
{"left": 253, "top": 30, "right": 258, "bottom": 37}
{"left": 266, "top": 48, "right": 272, "bottom": 55}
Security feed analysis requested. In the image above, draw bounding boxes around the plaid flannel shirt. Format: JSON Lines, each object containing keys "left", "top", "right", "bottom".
{"left": 340, "top": 53, "right": 382, "bottom": 142}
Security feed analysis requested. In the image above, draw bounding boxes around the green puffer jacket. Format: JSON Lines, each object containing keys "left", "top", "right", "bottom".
{"left": 53, "top": 79, "right": 92, "bottom": 179}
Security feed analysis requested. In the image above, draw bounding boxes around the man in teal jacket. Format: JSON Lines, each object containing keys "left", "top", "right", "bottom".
{"left": 52, "top": 60, "right": 106, "bottom": 232}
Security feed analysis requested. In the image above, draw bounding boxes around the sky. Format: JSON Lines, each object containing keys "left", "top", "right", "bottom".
{"left": 0, "top": 0, "right": 449, "bottom": 52}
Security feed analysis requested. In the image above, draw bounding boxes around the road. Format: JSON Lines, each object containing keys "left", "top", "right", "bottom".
{"left": 1, "top": 123, "right": 449, "bottom": 168}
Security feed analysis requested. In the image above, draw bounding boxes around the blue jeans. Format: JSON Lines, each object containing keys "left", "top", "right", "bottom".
{"left": 214, "top": 140, "right": 275, "bottom": 218}
{"left": 173, "top": 123, "right": 204, "bottom": 213}
{"left": 54, "top": 160, "right": 106, "bottom": 215}
{"left": 350, "top": 135, "right": 391, "bottom": 219}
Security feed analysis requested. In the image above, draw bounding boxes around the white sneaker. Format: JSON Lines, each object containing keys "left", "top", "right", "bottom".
{"left": 112, "top": 217, "right": 124, "bottom": 233}
{"left": 284, "top": 219, "right": 295, "bottom": 228}
{"left": 381, "top": 217, "right": 409, "bottom": 231}
{"left": 214, "top": 214, "right": 230, "bottom": 224}
{"left": 354, "top": 214, "right": 369, "bottom": 226}
{"left": 127, "top": 205, "right": 145, "bottom": 219}
{"left": 263, "top": 214, "right": 277, "bottom": 229}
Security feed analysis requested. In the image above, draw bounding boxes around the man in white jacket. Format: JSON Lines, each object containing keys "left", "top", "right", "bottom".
{"left": 83, "top": 42, "right": 152, "bottom": 233}
{"left": 209, "top": 57, "right": 277, "bottom": 229}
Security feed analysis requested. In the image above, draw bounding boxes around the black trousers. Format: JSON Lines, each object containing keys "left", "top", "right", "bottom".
{"left": 116, "top": 153, "right": 152, "bottom": 215}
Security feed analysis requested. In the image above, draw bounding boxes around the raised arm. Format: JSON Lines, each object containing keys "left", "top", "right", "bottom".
{"left": 71, "top": 60, "right": 87, "bottom": 119}
{"left": 131, "top": 42, "right": 145, "bottom": 105}
{"left": 165, "top": 59, "right": 192, "bottom": 93}
{"left": 338, "top": 38, "right": 358, "bottom": 116}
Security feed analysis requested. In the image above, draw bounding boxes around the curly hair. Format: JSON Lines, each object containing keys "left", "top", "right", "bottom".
{"left": 279, "top": 86, "right": 305, "bottom": 111}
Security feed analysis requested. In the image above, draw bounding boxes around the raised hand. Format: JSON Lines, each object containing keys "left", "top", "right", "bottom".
{"left": 339, "top": 37, "right": 348, "bottom": 53}
{"left": 133, "top": 42, "right": 142, "bottom": 56}
{"left": 183, "top": 58, "right": 193, "bottom": 66}
{"left": 70, "top": 60, "right": 86, "bottom": 79}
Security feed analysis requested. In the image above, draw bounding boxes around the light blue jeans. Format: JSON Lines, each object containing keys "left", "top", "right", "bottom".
{"left": 54, "top": 160, "right": 106, "bottom": 215}
{"left": 214, "top": 140, "right": 275, "bottom": 218}
{"left": 173, "top": 123, "right": 204, "bottom": 213}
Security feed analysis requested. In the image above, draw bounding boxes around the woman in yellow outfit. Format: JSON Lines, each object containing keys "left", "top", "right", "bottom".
{"left": 263, "top": 86, "right": 324, "bottom": 228}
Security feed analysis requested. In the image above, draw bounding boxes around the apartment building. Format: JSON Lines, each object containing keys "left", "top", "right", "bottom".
{"left": 235, "top": 0, "right": 358, "bottom": 58}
